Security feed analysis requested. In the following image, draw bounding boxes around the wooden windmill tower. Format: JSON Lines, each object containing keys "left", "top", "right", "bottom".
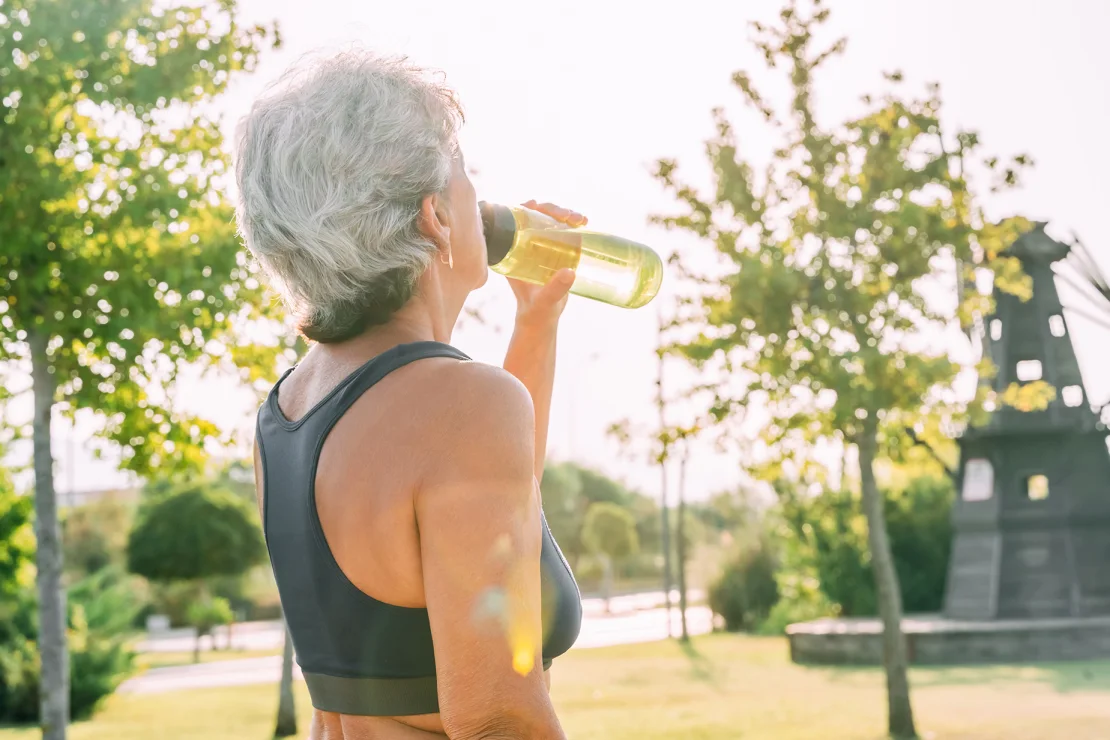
{"left": 945, "top": 224, "right": 1110, "bottom": 620}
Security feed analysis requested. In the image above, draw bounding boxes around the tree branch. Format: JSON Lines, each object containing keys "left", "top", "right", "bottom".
{"left": 904, "top": 426, "right": 958, "bottom": 484}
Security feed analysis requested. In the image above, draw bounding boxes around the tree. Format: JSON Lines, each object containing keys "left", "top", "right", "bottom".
{"left": 0, "top": 2, "right": 280, "bottom": 733}
{"left": 539, "top": 463, "right": 586, "bottom": 569}
{"left": 674, "top": 438, "right": 690, "bottom": 641}
{"left": 654, "top": 317, "right": 674, "bottom": 637}
{"left": 690, "top": 489, "right": 758, "bottom": 537}
{"left": 580, "top": 501, "right": 640, "bottom": 612}
{"left": 62, "top": 495, "right": 133, "bottom": 578}
{"left": 127, "top": 482, "right": 264, "bottom": 582}
{"left": 653, "top": 2, "right": 1032, "bottom": 736}
{"left": 274, "top": 619, "right": 297, "bottom": 738}
{"left": 610, "top": 322, "right": 704, "bottom": 640}
{"left": 576, "top": 466, "right": 634, "bottom": 507}
{"left": 540, "top": 462, "right": 654, "bottom": 575}
{"left": 127, "top": 481, "right": 265, "bottom": 660}
{"left": 185, "top": 596, "right": 233, "bottom": 663}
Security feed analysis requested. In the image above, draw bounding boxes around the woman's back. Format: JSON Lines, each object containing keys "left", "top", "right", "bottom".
{"left": 256, "top": 341, "right": 581, "bottom": 738}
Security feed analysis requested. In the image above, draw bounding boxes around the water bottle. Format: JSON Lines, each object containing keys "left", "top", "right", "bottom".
{"left": 480, "top": 202, "right": 663, "bottom": 309}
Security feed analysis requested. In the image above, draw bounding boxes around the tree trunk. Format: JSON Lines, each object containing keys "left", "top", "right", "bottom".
{"left": 676, "top": 448, "right": 689, "bottom": 642}
{"left": 858, "top": 425, "right": 917, "bottom": 739}
{"left": 194, "top": 630, "right": 202, "bottom": 664}
{"left": 659, "top": 464, "right": 672, "bottom": 636}
{"left": 655, "top": 320, "right": 673, "bottom": 637}
{"left": 601, "top": 555, "right": 613, "bottom": 615}
{"left": 274, "top": 621, "right": 297, "bottom": 738}
{"left": 29, "top": 331, "right": 69, "bottom": 740}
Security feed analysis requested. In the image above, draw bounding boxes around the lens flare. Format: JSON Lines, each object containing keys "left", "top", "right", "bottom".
{"left": 472, "top": 528, "right": 541, "bottom": 677}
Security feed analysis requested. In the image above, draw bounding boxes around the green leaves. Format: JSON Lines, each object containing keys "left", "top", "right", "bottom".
{"left": 0, "top": 472, "right": 34, "bottom": 601}
{"left": 776, "top": 476, "right": 954, "bottom": 618}
{"left": 581, "top": 502, "right": 640, "bottom": 563}
{"left": 125, "top": 480, "right": 265, "bottom": 583}
{"left": 186, "top": 596, "right": 234, "bottom": 635}
{"left": 1, "top": 0, "right": 285, "bottom": 476}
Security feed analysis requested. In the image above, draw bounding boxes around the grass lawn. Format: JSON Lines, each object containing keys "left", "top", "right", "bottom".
{"left": 3, "top": 634, "right": 1110, "bottom": 739}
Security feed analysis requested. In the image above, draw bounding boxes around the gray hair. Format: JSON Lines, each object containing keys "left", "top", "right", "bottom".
{"left": 234, "top": 50, "right": 463, "bottom": 342}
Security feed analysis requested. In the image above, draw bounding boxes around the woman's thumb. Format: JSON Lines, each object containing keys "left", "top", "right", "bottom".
{"left": 541, "top": 269, "right": 576, "bottom": 304}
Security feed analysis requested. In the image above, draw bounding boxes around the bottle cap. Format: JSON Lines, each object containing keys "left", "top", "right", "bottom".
{"left": 480, "top": 202, "right": 517, "bottom": 266}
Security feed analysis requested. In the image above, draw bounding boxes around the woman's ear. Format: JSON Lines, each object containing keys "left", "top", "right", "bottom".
{"left": 418, "top": 192, "right": 452, "bottom": 258}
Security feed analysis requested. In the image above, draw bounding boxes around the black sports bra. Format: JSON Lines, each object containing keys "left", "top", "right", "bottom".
{"left": 256, "top": 341, "right": 582, "bottom": 716}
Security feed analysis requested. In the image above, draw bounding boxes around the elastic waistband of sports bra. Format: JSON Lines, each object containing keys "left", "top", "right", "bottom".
{"left": 303, "top": 672, "right": 440, "bottom": 716}
{"left": 303, "top": 659, "right": 553, "bottom": 716}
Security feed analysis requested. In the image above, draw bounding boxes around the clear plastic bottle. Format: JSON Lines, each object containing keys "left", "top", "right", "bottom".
{"left": 480, "top": 202, "right": 664, "bottom": 309}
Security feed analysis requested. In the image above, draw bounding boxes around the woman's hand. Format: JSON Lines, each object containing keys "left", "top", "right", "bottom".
{"left": 508, "top": 200, "right": 588, "bottom": 330}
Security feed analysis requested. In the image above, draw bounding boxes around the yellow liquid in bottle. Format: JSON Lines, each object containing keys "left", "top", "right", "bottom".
{"left": 490, "top": 208, "right": 663, "bottom": 309}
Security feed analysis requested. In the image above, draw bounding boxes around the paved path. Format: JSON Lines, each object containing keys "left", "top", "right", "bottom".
{"left": 124, "top": 592, "right": 712, "bottom": 695}
{"left": 134, "top": 590, "right": 706, "bottom": 654}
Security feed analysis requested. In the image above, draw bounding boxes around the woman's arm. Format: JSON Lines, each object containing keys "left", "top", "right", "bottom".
{"left": 502, "top": 201, "right": 586, "bottom": 483}
{"left": 502, "top": 311, "right": 563, "bottom": 483}
{"left": 416, "top": 362, "right": 566, "bottom": 740}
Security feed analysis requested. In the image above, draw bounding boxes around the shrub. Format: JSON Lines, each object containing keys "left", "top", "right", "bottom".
{"left": 886, "top": 476, "right": 953, "bottom": 613}
{"left": 777, "top": 476, "right": 954, "bottom": 619}
{"left": 708, "top": 543, "right": 779, "bottom": 632}
{"left": 186, "top": 596, "right": 234, "bottom": 661}
{"left": 69, "top": 579, "right": 138, "bottom": 719}
{"left": 0, "top": 567, "right": 141, "bottom": 723}
{"left": 759, "top": 570, "right": 838, "bottom": 635}
{"left": 0, "top": 628, "right": 38, "bottom": 722}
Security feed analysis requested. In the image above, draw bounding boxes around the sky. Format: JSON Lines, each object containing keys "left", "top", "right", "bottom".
{"left": 17, "top": 0, "right": 1110, "bottom": 501}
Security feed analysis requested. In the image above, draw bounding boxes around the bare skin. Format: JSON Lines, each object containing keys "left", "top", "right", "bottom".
{"left": 253, "top": 158, "right": 586, "bottom": 740}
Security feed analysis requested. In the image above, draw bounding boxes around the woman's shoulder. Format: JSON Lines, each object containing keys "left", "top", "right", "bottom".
{"left": 415, "top": 358, "right": 535, "bottom": 437}
{"left": 393, "top": 357, "right": 536, "bottom": 496}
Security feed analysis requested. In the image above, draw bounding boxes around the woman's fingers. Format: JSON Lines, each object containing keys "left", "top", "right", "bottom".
{"left": 522, "top": 199, "right": 588, "bottom": 227}
{"left": 535, "top": 268, "right": 576, "bottom": 307}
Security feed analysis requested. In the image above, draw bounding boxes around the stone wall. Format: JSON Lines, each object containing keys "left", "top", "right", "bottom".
{"left": 787, "top": 616, "right": 1110, "bottom": 665}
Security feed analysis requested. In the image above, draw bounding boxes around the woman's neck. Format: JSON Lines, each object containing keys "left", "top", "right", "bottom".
{"left": 326, "top": 293, "right": 458, "bottom": 361}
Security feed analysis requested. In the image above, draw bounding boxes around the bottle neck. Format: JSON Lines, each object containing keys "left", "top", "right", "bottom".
{"left": 479, "top": 202, "right": 517, "bottom": 266}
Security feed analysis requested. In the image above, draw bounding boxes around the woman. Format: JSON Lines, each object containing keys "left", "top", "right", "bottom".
{"left": 236, "top": 50, "right": 583, "bottom": 739}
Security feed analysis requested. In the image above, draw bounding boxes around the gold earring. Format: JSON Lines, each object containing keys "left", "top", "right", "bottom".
{"left": 440, "top": 249, "right": 453, "bottom": 268}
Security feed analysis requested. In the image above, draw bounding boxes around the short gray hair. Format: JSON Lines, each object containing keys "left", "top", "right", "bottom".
{"left": 234, "top": 50, "right": 463, "bottom": 342}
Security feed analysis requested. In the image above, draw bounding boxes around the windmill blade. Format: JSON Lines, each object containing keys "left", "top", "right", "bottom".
{"left": 1070, "top": 240, "right": 1104, "bottom": 282}
{"left": 1069, "top": 234, "right": 1106, "bottom": 280}
{"left": 1069, "top": 233, "right": 1110, "bottom": 304}
{"left": 1054, "top": 263, "right": 1110, "bottom": 321}
{"left": 1061, "top": 300, "right": 1110, "bottom": 334}
{"left": 1068, "top": 249, "right": 1109, "bottom": 298}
